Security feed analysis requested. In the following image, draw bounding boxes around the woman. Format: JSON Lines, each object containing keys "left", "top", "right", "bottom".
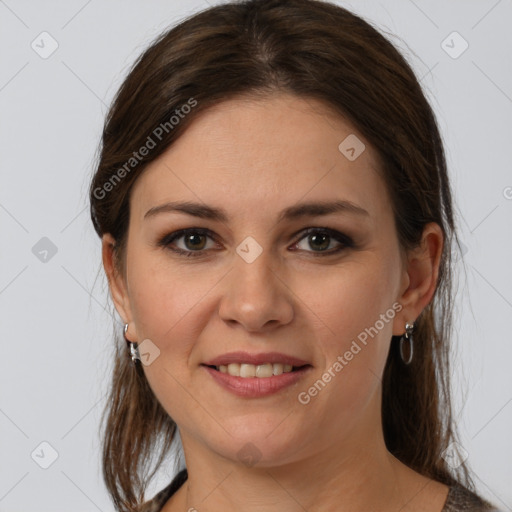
{"left": 89, "top": 0, "right": 501, "bottom": 510}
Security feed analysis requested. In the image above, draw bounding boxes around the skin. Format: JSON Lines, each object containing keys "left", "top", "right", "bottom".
{"left": 102, "top": 93, "right": 448, "bottom": 511}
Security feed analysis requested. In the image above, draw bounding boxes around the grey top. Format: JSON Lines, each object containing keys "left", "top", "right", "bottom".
{"left": 141, "top": 469, "right": 501, "bottom": 512}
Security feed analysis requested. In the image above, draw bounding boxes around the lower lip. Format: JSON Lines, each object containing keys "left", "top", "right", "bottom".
{"left": 201, "top": 365, "right": 312, "bottom": 398}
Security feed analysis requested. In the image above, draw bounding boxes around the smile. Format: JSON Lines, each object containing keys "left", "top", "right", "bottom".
{"left": 201, "top": 363, "right": 312, "bottom": 397}
{"left": 213, "top": 362, "right": 298, "bottom": 378}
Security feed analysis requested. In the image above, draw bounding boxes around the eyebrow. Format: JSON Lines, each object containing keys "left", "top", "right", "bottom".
{"left": 144, "top": 199, "right": 369, "bottom": 223}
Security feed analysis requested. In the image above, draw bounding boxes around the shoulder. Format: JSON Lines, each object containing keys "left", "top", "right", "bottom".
{"left": 140, "top": 468, "right": 188, "bottom": 512}
{"left": 442, "top": 482, "right": 501, "bottom": 512}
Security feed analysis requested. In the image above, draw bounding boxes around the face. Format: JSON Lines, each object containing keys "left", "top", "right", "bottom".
{"left": 105, "top": 93, "right": 430, "bottom": 467}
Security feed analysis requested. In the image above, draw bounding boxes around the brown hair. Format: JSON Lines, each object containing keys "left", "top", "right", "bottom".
{"left": 89, "top": 0, "right": 472, "bottom": 510}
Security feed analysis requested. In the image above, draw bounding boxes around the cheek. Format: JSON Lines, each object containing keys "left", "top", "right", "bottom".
{"left": 126, "top": 257, "right": 214, "bottom": 418}
{"left": 298, "top": 254, "right": 399, "bottom": 397}
{"left": 302, "top": 255, "right": 398, "bottom": 343}
{"left": 126, "top": 250, "right": 212, "bottom": 358}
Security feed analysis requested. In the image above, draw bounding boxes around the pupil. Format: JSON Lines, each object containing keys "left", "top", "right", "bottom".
{"left": 186, "top": 233, "right": 206, "bottom": 250}
{"left": 310, "top": 233, "right": 329, "bottom": 251}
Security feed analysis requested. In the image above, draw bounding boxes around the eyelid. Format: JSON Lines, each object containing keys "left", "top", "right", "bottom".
{"left": 157, "top": 226, "right": 354, "bottom": 257}
{"left": 292, "top": 227, "right": 354, "bottom": 253}
{"left": 157, "top": 227, "right": 220, "bottom": 252}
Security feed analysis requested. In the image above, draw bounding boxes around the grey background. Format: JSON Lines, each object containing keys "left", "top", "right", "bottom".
{"left": 1, "top": 0, "right": 511, "bottom": 510}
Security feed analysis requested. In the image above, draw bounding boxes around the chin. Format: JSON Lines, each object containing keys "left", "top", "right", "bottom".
{"left": 206, "top": 423, "right": 307, "bottom": 468}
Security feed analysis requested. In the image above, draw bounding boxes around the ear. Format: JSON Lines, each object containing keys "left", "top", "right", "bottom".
{"left": 102, "top": 233, "right": 136, "bottom": 339}
{"left": 392, "top": 222, "right": 444, "bottom": 336}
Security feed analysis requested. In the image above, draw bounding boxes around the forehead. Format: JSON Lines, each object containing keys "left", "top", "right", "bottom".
{"left": 130, "top": 94, "right": 389, "bottom": 224}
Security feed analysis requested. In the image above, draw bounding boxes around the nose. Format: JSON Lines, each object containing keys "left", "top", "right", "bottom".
{"left": 218, "top": 250, "right": 294, "bottom": 333}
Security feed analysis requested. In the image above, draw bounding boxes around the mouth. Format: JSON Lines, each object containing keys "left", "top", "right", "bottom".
{"left": 200, "top": 351, "right": 312, "bottom": 396}
{"left": 201, "top": 362, "right": 313, "bottom": 398}
{"left": 202, "top": 362, "right": 311, "bottom": 378}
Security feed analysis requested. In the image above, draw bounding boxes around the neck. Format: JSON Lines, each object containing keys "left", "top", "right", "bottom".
{"left": 171, "top": 395, "right": 435, "bottom": 512}
{"left": 184, "top": 443, "right": 400, "bottom": 511}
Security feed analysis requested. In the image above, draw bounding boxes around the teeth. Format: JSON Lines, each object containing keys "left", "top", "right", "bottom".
{"left": 217, "top": 363, "right": 296, "bottom": 378}
{"left": 227, "top": 363, "right": 240, "bottom": 376}
{"left": 240, "top": 363, "right": 256, "bottom": 378}
{"left": 272, "top": 363, "right": 284, "bottom": 376}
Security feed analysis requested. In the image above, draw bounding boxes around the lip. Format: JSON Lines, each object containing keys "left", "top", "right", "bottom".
{"left": 202, "top": 351, "right": 311, "bottom": 367}
{"left": 202, "top": 364, "right": 313, "bottom": 398}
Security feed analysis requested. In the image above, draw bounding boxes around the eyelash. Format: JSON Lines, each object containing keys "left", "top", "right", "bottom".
{"left": 157, "top": 227, "right": 354, "bottom": 258}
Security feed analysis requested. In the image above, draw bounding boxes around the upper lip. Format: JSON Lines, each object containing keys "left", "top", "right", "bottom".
{"left": 202, "top": 351, "right": 311, "bottom": 367}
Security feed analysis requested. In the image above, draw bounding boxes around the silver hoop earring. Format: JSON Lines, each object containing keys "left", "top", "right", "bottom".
{"left": 123, "top": 323, "right": 140, "bottom": 363}
{"left": 399, "top": 322, "right": 414, "bottom": 365}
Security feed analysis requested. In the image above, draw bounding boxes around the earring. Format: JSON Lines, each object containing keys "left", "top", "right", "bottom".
{"left": 399, "top": 322, "right": 414, "bottom": 365}
{"left": 123, "top": 323, "right": 140, "bottom": 363}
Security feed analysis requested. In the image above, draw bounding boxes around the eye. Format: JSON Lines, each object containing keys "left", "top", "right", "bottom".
{"left": 292, "top": 227, "right": 354, "bottom": 255}
{"left": 157, "top": 228, "right": 219, "bottom": 257}
{"left": 157, "top": 227, "right": 354, "bottom": 258}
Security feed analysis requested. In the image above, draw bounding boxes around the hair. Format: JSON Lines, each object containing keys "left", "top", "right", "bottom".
{"left": 89, "top": 0, "right": 472, "bottom": 510}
